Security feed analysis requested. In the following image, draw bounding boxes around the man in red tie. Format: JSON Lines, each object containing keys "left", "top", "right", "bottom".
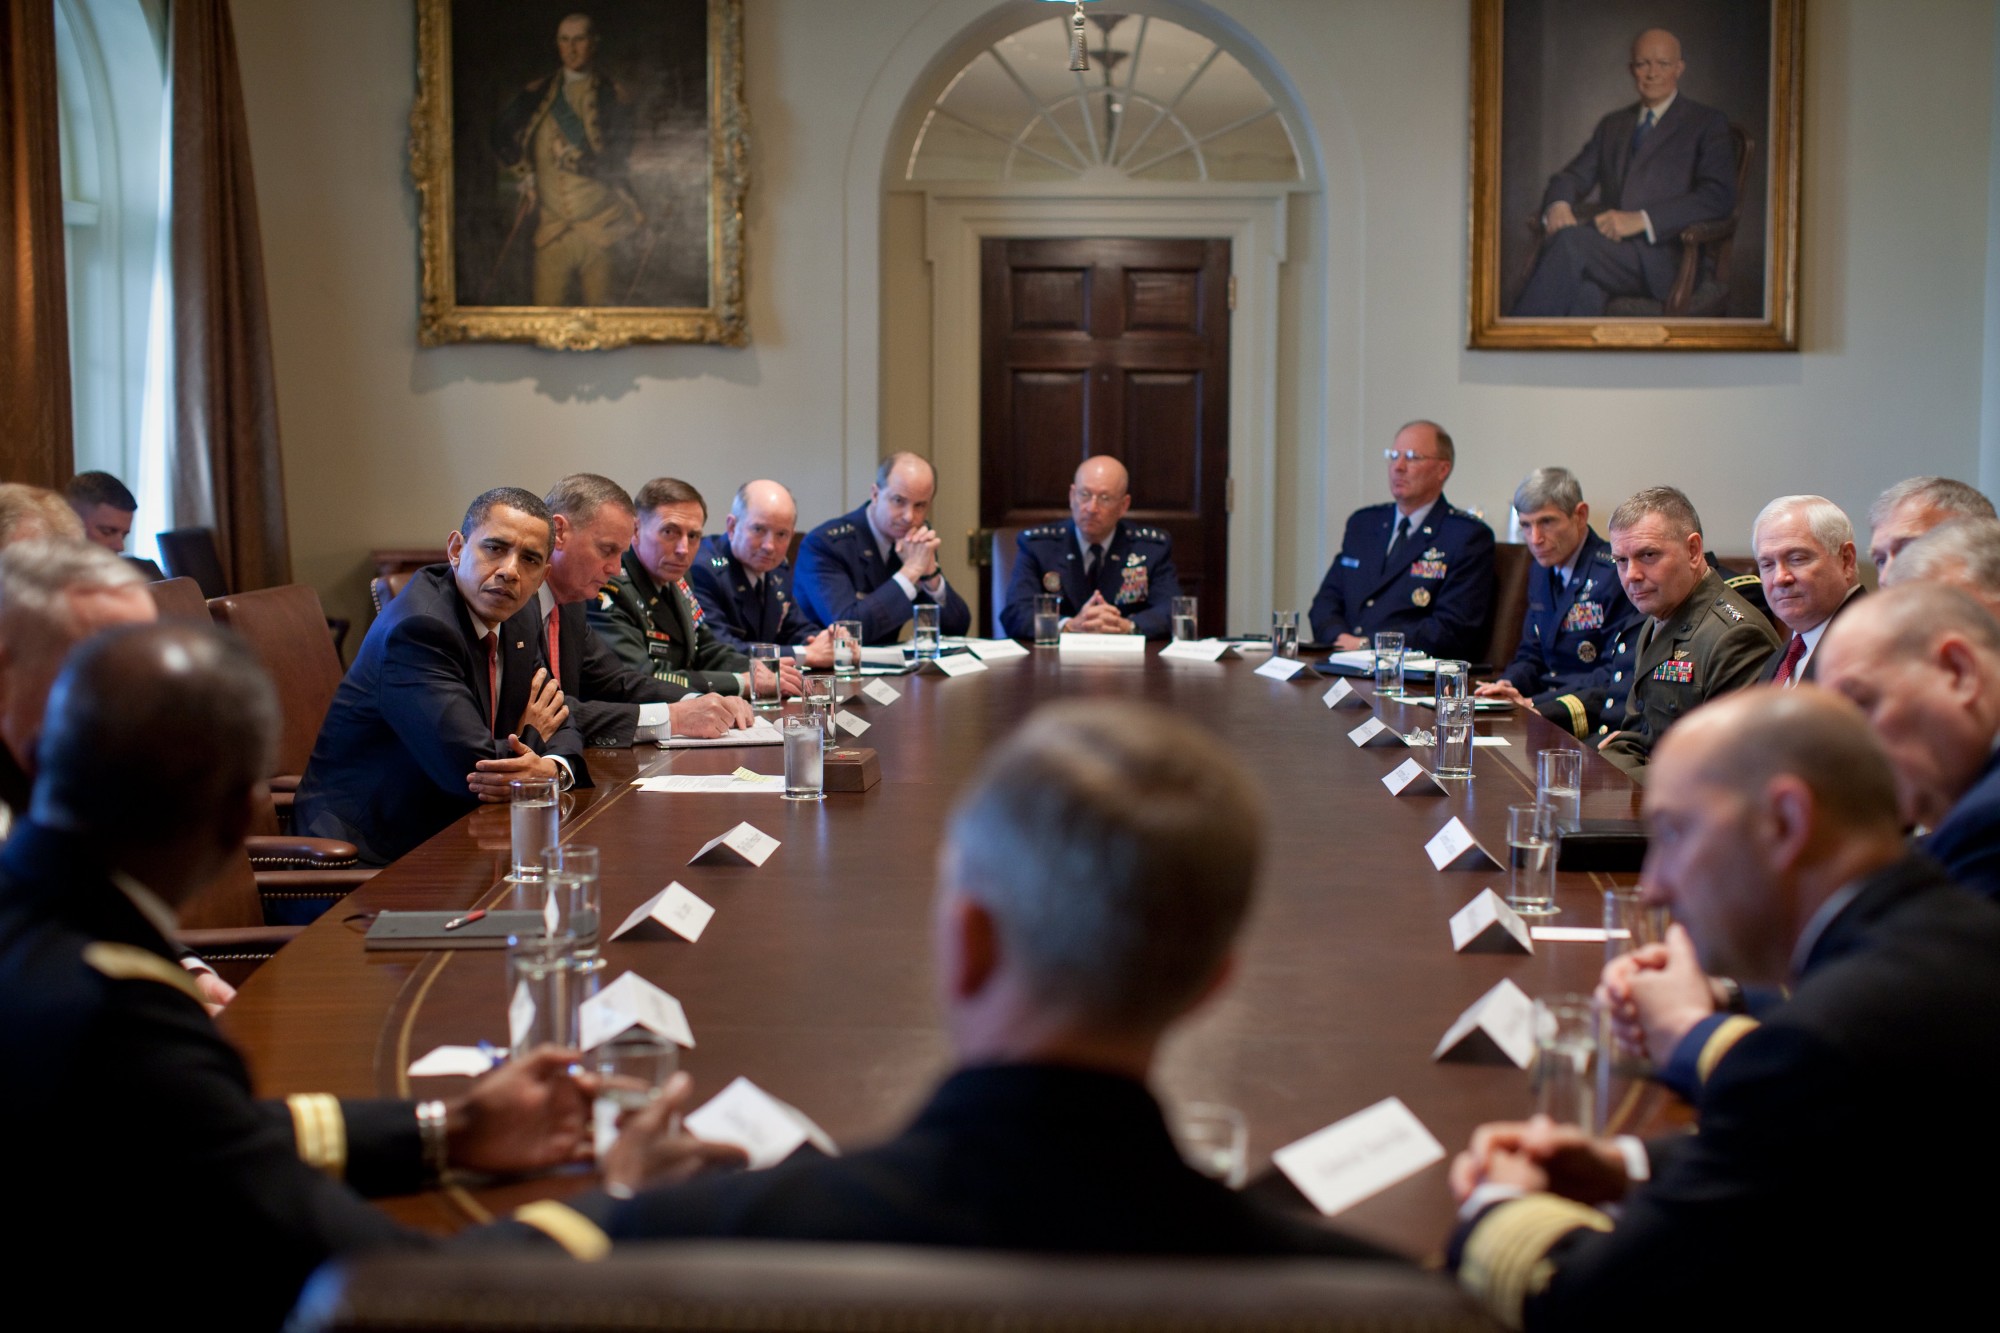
{"left": 1749, "top": 495, "right": 1864, "bottom": 686}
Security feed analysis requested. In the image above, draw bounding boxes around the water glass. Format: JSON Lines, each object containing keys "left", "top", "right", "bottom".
{"left": 1372, "top": 632, "right": 1405, "bottom": 693}
{"left": 1171, "top": 596, "right": 1199, "bottom": 642}
{"left": 506, "top": 932, "right": 579, "bottom": 1053}
{"left": 1538, "top": 748, "right": 1585, "bottom": 832}
{"left": 1604, "top": 887, "right": 1670, "bottom": 957}
{"left": 590, "top": 1030, "right": 683, "bottom": 1156}
{"left": 782, "top": 714, "right": 825, "bottom": 801}
{"left": 1507, "top": 803, "right": 1558, "bottom": 917}
{"left": 1173, "top": 1101, "right": 1248, "bottom": 1189}
{"left": 832, "top": 620, "right": 863, "bottom": 679}
{"left": 913, "top": 603, "right": 942, "bottom": 659}
{"left": 544, "top": 843, "right": 601, "bottom": 966}
{"left": 1434, "top": 697, "right": 1475, "bottom": 778}
{"left": 1532, "top": 994, "right": 1599, "bottom": 1131}
{"left": 1270, "top": 610, "right": 1299, "bottom": 659}
{"left": 802, "top": 674, "right": 837, "bottom": 742}
{"left": 508, "top": 778, "right": 559, "bottom": 883}
{"left": 1432, "top": 659, "right": 1470, "bottom": 703}
{"left": 1034, "top": 594, "right": 1062, "bottom": 647}
{"left": 749, "top": 642, "right": 783, "bottom": 709}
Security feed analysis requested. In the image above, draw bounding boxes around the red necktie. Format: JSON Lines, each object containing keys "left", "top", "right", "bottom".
{"left": 545, "top": 607, "right": 561, "bottom": 685}
{"left": 486, "top": 633, "right": 500, "bottom": 733}
{"left": 1773, "top": 633, "right": 1808, "bottom": 686}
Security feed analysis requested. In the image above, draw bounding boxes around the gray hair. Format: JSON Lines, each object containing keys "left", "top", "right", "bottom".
{"left": 943, "top": 700, "right": 1263, "bottom": 1035}
{"left": 1684, "top": 688, "right": 1901, "bottom": 835}
{"left": 1887, "top": 517, "right": 2000, "bottom": 595}
{"left": 1608, "top": 486, "right": 1703, "bottom": 542}
{"left": 544, "top": 474, "right": 635, "bottom": 525}
{"left": 1868, "top": 477, "right": 1995, "bottom": 532}
{"left": 0, "top": 484, "right": 86, "bottom": 547}
{"left": 461, "top": 487, "right": 553, "bottom": 543}
{"left": 1842, "top": 580, "right": 2000, "bottom": 661}
{"left": 1513, "top": 468, "right": 1584, "bottom": 517}
{"left": 1751, "top": 495, "right": 1855, "bottom": 557}
{"left": 730, "top": 480, "right": 799, "bottom": 525}
{"left": 875, "top": 452, "right": 937, "bottom": 491}
{"left": 0, "top": 541, "right": 147, "bottom": 672}
{"left": 1397, "top": 420, "right": 1455, "bottom": 465}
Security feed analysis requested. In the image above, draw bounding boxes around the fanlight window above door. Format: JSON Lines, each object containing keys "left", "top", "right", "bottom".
{"left": 906, "top": 12, "right": 1301, "bottom": 184}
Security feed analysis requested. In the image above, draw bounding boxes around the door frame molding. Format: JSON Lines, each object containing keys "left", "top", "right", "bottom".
{"left": 923, "top": 184, "right": 1289, "bottom": 632}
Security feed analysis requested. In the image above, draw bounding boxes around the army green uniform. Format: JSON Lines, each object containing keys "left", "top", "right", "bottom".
{"left": 1600, "top": 568, "right": 1779, "bottom": 780}
{"left": 588, "top": 549, "right": 748, "bottom": 697}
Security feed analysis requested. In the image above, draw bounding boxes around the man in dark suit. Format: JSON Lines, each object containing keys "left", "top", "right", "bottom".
{"left": 536, "top": 474, "right": 750, "bottom": 747}
{"left": 1513, "top": 29, "right": 1737, "bottom": 318}
{"left": 1308, "top": 421, "right": 1495, "bottom": 657}
{"left": 1450, "top": 687, "right": 2000, "bottom": 1330}
{"left": 296, "top": 488, "right": 590, "bottom": 867}
{"left": 60, "top": 470, "right": 166, "bottom": 580}
{"left": 1749, "top": 494, "right": 1864, "bottom": 684}
{"left": 574, "top": 700, "right": 1397, "bottom": 1264}
{"left": 686, "top": 480, "right": 833, "bottom": 664}
{"left": 794, "top": 452, "right": 971, "bottom": 645}
{"left": 999, "top": 455, "right": 1181, "bottom": 641}
{"left": 1478, "top": 469, "right": 1642, "bottom": 738}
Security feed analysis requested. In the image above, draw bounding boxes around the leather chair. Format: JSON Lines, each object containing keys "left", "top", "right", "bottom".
{"left": 157, "top": 527, "right": 230, "bottom": 598}
{"left": 989, "top": 526, "right": 1024, "bottom": 638}
{"left": 369, "top": 571, "right": 415, "bottom": 615}
{"left": 295, "top": 1243, "right": 1500, "bottom": 1333}
{"left": 145, "top": 576, "right": 212, "bottom": 623}
{"left": 176, "top": 850, "right": 304, "bottom": 990}
{"left": 1476, "top": 542, "right": 1532, "bottom": 672}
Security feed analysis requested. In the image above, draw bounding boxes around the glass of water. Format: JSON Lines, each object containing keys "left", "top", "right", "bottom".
{"left": 506, "top": 932, "right": 580, "bottom": 1052}
{"left": 782, "top": 714, "right": 825, "bottom": 801}
{"left": 1434, "top": 696, "right": 1475, "bottom": 778}
{"left": 590, "top": 1031, "right": 682, "bottom": 1156}
{"left": 1537, "top": 748, "right": 1585, "bottom": 832}
{"left": 1173, "top": 1101, "right": 1248, "bottom": 1189}
{"left": 1171, "top": 596, "right": 1199, "bottom": 642}
{"left": 508, "top": 778, "right": 559, "bottom": 884}
{"left": 1372, "top": 632, "right": 1405, "bottom": 693}
{"left": 832, "top": 620, "right": 863, "bottom": 680}
{"left": 1532, "top": 994, "right": 1599, "bottom": 1131}
{"left": 912, "top": 603, "right": 942, "bottom": 659}
{"left": 1432, "top": 659, "right": 1470, "bottom": 703}
{"left": 544, "top": 843, "right": 601, "bottom": 968}
{"left": 749, "top": 642, "right": 783, "bottom": 709}
{"left": 802, "top": 674, "right": 837, "bottom": 742}
{"left": 1507, "top": 803, "right": 1558, "bottom": 917}
{"left": 1034, "top": 594, "right": 1062, "bottom": 647}
{"left": 1270, "top": 610, "right": 1299, "bottom": 659}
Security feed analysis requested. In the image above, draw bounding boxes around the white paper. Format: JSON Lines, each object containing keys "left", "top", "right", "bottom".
{"left": 1255, "top": 655, "right": 1310, "bottom": 681}
{"left": 860, "top": 679, "right": 901, "bottom": 705}
{"left": 1347, "top": 716, "right": 1403, "bottom": 748}
{"left": 834, "top": 710, "right": 871, "bottom": 737}
{"left": 508, "top": 980, "right": 536, "bottom": 1052}
{"left": 1272, "top": 1098, "right": 1447, "bottom": 1217}
{"left": 1531, "top": 926, "right": 1627, "bottom": 943}
{"left": 408, "top": 1045, "right": 501, "bottom": 1078}
{"left": 1160, "top": 638, "right": 1230, "bottom": 662}
{"left": 962, "top": 637, "right": 1030, "bottom": 660}
{"left": 609, "top": 881, "right": 715, "bottom": 943}
{"left": 1059, "top": 632, "right": 1146, "bottom": 655}
{"left": 689, "top": 821, "right": 780, "bottom": 867}
{"left": 1322, "top": 678, "right": 1365, "bottom": 709}
{"left": 578, "top": 972, "right": 696, "bottom": 1052}
{"left": 1425, "top": 816, "right": 1497, "bottom": 871}
{"left": 1382, "top": 757, "right": 1445, "bottom": 796}
{"left": 1431, "top": 978, "right": 1537, "bottom": 1068}
{"left": 634, "top": 773, "right": 784, "bottom": 794}
{"left": 683, "top": 1076, "right": 838, "bottom": 1170}
{"left": 659, "top": 716, "right": 785, "bottom": 749}
{"left": 1473, "top": 737, "right": 1510, "bottom": 748}
{"left": 1323, "top": 649, "right": 1437, "bottom": 674}
{"left": 859, "top": 646, "right": 908, "bottom": 668}
{"left": 1449, "top": 889, "right": 1534, "bottom": 954}
{"left": 923, "top": 653, "right": 988, "bottom": 676}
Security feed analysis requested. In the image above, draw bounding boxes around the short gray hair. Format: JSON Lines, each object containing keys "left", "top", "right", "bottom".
{"left": 730, "top": 481, "right": 798, "bottom": 525}
{"left": 544, "top": 474, "right": 635, "bottom": 525}
{"left": 1608, "top": 486, "right": 1703, "bottom": 542}
{"left": 1751, "top": 495, "right": 1855, "bottom": 556}
{"left": 0, "top": 541, "right": 147, "bottom": 672}
{"left": 1397, "top": 420, "right": 1455, "bottom": 465}
{"left": 1513, "top": 468, "right": 1584, "bottom": 517}
{"left": 1885, "top": 517, "right": 2000, "bottom": 593}
{"left": 0, "top": 484, "right": 86, "bottom": 547}
{"left": 943, "top": 700, "right": 1264, "bottom": 1035}
{"left": 1868, "top": 477, "right": 1995, "bottom": 531}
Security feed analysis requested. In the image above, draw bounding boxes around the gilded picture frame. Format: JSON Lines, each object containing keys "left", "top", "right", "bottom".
{"left": 1468, "top": 0, "right": 1800, "bottom": 351}
{"left": 411, "top": 0, "right": 747, "bottom": 349}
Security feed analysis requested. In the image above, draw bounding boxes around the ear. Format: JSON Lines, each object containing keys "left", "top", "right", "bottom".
{"left": 1574, "top": 501, "right": 1590, "bottom": 527}
{"left": 1685, "top": 529, "right": 1706, "bottom": 563}
{"left": 446, "top": 529, "right": 466, "bottom": 566}
{"left": 1938, "top": 635, "right": 1983, "bottom": 706}
{"left": 1764, "top": 775, "right": 1815, "bottom": 873}
{"left": 1836, "top": 540, "right": 1858, "bottom": 583}
{"left": 724, "top": 513, "right": 739, "bottom": 539}
{"left": 939, "top": 888, "right": 1001, "bottom": 1002}
{"left": 550, "top": 513, "right": 571, "bottom": 550}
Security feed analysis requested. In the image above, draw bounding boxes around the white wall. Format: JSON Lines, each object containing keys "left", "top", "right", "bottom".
{"left": 233, "top": 0, "right": 1996, "bottom": 633}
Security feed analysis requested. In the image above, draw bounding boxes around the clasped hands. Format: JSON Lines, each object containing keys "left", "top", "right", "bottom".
{"left": 895, "top": 526, "right": 944, "bottom": 587}
{"left": 1544, "top": 200, "right": 1648, "bottom": 241}
{"left": 1066, "top": 591, "right": 1132, "bottom": 635}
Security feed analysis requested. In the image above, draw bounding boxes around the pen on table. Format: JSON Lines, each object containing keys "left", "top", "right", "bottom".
{"left": 443, "top": 909, "right": 486, "bottom": 931}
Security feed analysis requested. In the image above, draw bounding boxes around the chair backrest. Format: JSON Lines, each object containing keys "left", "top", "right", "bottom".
{"left": 1478, "top": 542, "right": 1533, "bottom": 670}
{"left": 145, "top": 576, "right": 212, "bottom": 624}
{"left": 157, "top": 527, "right": 230, "bottom": 598}
{"left": 989, "top": 527, "right": 1024, "bottom": 638}
{"left": 178, "top": 848, "right": 265, "bottom": 931}
{"left": 207, "top": 585, "right": 345, "bottom": 778}
{"left": 368, "top": 571, "right": 415, "bottom": 614}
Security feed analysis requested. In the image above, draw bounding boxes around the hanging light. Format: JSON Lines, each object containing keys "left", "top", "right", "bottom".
{"left": 1041, "top": 0, "right": 1102, "bottom": 72}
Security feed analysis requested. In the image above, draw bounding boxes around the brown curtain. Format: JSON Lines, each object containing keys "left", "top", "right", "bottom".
{"left": 170, "top": 0, "right": 290, "bottom": 589}
{"left": 1, "top": 0, "right": 74, "bottom": 487}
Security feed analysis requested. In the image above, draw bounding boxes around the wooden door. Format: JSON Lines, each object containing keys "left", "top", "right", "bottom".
{"left": 979, "top": 237, "right": 1231, "bottom": 635}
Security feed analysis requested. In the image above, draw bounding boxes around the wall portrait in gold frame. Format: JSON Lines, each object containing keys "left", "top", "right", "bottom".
{"left": 411, "top": 0, "right": 746, "bottom": 349}
{"left": 1469, "top": 0, "right": 1800, "bottom": 351}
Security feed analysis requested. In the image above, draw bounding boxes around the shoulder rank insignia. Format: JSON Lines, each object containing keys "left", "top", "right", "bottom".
{"left": 1720, "top": 602, "right": 1745, "bottom": 623}
{"left": 1412, "top": 587, "right": 1431, "bottom": 607}
{"left": 1577, "top": 641, "right": 1598, "bottom": 663}
{"left": 1043, "top": 571, "right": 1061, "bottom": 592}
{"left": 709, "top": 555, "right": 729, "bottom": 567}
{"left": 827, "top": 522, "right": 855, "bottom": 538}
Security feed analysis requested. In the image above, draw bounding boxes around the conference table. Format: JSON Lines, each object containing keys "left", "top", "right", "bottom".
{"left": 220, "top": 644, "right": 1650, "bottom": 1261}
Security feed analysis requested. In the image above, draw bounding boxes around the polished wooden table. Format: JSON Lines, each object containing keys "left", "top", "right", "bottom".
{"left": 221, "top": 647, "right": 1645, "bottom": 1259}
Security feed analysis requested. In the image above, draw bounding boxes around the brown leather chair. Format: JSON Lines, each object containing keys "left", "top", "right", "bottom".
{"left": 1476, "top": 542, "right": 1532, "bottom": 672}
{"left": 989, "top": 526, "right": 1025, "bottom": 638}
{"left": 146, "top": 577, "right": 212, "bottom": 623}
{"left": 176, "top": 850, "right": 303, "bottom": 990}
{"left": 368, "top": 571, "right": 415, "bottom": 615}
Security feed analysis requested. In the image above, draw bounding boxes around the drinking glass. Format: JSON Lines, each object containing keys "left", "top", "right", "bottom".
{"left": 508, "top": 778, "right": 559, "bottom": 884}
{"left": 913, "top": 604, "right": 942, "bottom": 659}
{"left": 1434, "top": 697, "right": 1475, "bottom": 778}
{"left": 782, "top": 714, "right": 825, "bottom": 801}
{"left": 1507, "top": 803, "right": 1558, "bottom": 917}
{"left": 544, "top": 843, "right": 601, "bottom": 968}
{"left": 1372, "top": 632, "right": 1406, "bottom": 693}
{"left": 1270, "top": 610, "right": 1299, "bottom": 659}
{"left": 1432, "top": 659, "right": 1470, "bottom": 703}
{"left": 1034, "top": 594, "right": 1062, "bottom": 647}
{"left": 749, "top": 642, "right": 783, "bottom": 709}
{"left": 590, "top": 1032, "right": 682, "bottom": 1157}
{"left": 1538, "top": 749, "right": 1584, "bottom": 832}
{"left": 802, "top": 674, "right": 837, "bottom": 742}
{"left": 1532, "top": 994, "right": 1599, "bottom": 1131}
{"left": 832, "top": 620, "right": 863, "bottom": 680}
{"left": 1604, "top": 888, "right": 1671, "bottom": 1075}
{"left": 1171, "top": 596, "right": 1199, "bottom": 642}
{"left": 1173, "top": 1102, "right": 1248, "bottom": 1189}
{"left": 506, "top": 932, "right": 579, "bottom": 1053}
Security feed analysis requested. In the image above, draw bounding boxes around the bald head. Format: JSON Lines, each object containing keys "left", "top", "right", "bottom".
{"left": 1070, "top": 456, "right": 1132, "bottom": 545}
{"left": 726, "top": 480, "right": 801, "bottom": 574}
{"left": 1629, "top": 29, "right": 1684, "bottom": 108}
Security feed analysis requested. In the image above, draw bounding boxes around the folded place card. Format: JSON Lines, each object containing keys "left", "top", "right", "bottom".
{"left": 1530, "top": 926, "right": 1625, "bottom": 944}
{"left": 1347, "top": 716, "right": 1406, "bottom": 749}
{"left": 834, "top": 710, "right": 871, "bottom": 738}
{"left": 1272, "top": 1097, "right": 1448, "bottom": 1217}
{"left": 1425, "top": 816, "right": 1501, "bottom": 871}
{"left": 1432, "top": 978, "right": 1537, "bottom": 1067}
{"left": 921, "top": 653, "right": 988, "bottom": 677}
{"left": 684, "top": 1076, "right": 838, "bottom": 1170}
{"left": 1322, "top": 678, "right": 1370, "bottom": 710}
{"left": 690, "top": 821, "right": 780, "bottom": 867}
{"left": 860, "top": 679, "right": 901, "bottom": 705}
{"left": 961, "top": 637, "right": 1029, "bottom": 661}
{"left": 407, "top": 1045, "right": 501, "bottom": 1078}
{"left": 1449, "top": 889, "right": 1534, "bottom": 955}
{"left": 1254, "top": 655, "right": 1321, "bottom": 682}
{"left": 1473, "top": 737, "right": 1510, "bottom": 748}
{"left": 1382, "top": 757, "right": 1447, "bottom": 796}
{"left": 579, "top": 972, "right": 696, "bottom": 1053}
{"left": 609, "top": 881, "right": 715, "bottom": 943}
{"left": 1160, "top": 638, "right": 1232, "bottom": 662}
{"left": 1059, "top": 633, "right": 1147, "bottom": 655}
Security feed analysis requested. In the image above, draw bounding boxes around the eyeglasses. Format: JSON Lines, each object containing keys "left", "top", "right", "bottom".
{"left": 1072, "top": 487, "right": 1126, "bottom": 510}
{"left": 1383, "top": 450, "right": 1446, "bottom": 463}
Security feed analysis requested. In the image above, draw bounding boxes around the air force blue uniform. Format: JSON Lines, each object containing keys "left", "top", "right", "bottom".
{"left": 685, "top": 534, "right": 823, "bottom": 656}
{"left": 999, "top": 519, "right": 1181, "bottom": 640}
{"left": 1495, "top": 530, "right": 1643, "bottom": 738}
{"left": 794, "top": 504, "right": 971, "bottom": 646}
{"left": 1308, "top": 495, "right": 1495, "bottom": 658}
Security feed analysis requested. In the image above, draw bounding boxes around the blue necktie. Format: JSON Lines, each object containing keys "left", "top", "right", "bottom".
{"left": 1629, "top": 107, "right": 1655, "bottom": 155}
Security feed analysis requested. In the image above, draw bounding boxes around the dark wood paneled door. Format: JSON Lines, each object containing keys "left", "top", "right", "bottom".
{"left": 979, "top": 237, "right": 1231, "bottom": 635}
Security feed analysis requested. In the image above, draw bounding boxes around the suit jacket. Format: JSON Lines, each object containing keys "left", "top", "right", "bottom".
{"left": 1921, "top": 746, "right": 2000, "bottom": 901}
{"left": 1451, "top": 853, "right": 2000, "bottom": 1331}
{"left": 685, "top": 534, "right": 824, "bottom": 655}
{"left": 589, "top": 550, "right": 747, "bottom": 696}
{"left": 1308, "top": 495, "right": 1496, "bottom": 657}
{"left": 525, "top": 595, "right": 691, "bottom": 748}
{"left": 999, "top": 519, "right": 1182, "bottom": 640}
{"left": 1497, "top": 530, "right": 1644, "bottom": 737}
{"left": 794, "top": 504, "right": 972, "bottom": 646}
{"left": 1541, "top": 95, "right": 1737, "bottom": 301}
{"left": 585, "top": 1063, "right": 1397, "bottom": 1262}
{"left": 1754, "top": 586, "right": 1865, "bottom": 684}
{"left": 295, "top": 565, "right": 590, "bottom": 867}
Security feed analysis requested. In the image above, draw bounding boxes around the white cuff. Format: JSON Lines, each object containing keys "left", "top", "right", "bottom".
{"left": 1457, "top": 1181, "right": 1526, "bottom": 1223}
{"left": 635, "top": 702, "right": 673, "bottom": 742}
{"left": 1613, "top": 1135, "right": 1651, "bottom": 1183}
{"left": 892, "top": 572, "right": 918, "bottom": 602}
{"left": 1640, "top": 209, "right": 1656, "bottom": 244}
{"left": 179, "top": 955, "right": 216, "bottom": 978}
{"left": 548, "top": 755, "right": 576, "bottom": 790}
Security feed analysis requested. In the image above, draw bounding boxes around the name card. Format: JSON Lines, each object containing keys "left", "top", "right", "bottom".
{"left": 579, "top": 972, "right": 696, "bottom": 1052}
{"left": 684, "top": 1075, "right": 838, "bottom": 1170}
{"left": 834, "top": 710, "right": 871, "bottom": 738}
{"left": 860, "top": 679, "right": 902, "bottom": 705}
{"left": 921, "top": 653, "right": 988, "bottom": 677}
{"left": 1448, "top": 889, "right": 1534, "bottom": 955}
{"left": 690, "top": 821, "right": 780, "bottom": 867}
{"left": 1255, "top": 655, "right": 1320, "bottom": 682}
{"left": 1382, "top": 757, "right": 1447, "bottom": 796}
{"left": 962, "top": 637, "right": 1030, "bottom": 661}
{"left": 1530, "top": 926, "right": 1626, "bottom": 944}
{"left": 1322, "top": 678, "right": 1370, "bottom": 710}
{"left": 1347, "top": 716, "right": 1406, "bottom": 749}
{"left": 1272, "top": 1098, "right": 1447, "bottom": 1217}
{"left": 1160, "top": 638, "right": 1231, "bottom": 662}
{"left": 1432, "top": 978, "right": 1537, "bottom": 1067}
{"left": 1059, "top": 633, "right": 1147, "bottom": 655}
{"left": 1425, "top": 816, "right": 1501, "bottom": 871}
{"left": 1473, "top": 737, "right": 1510, "bottom": 748}
{"left": 407, "top": 1045, "right": 501, "bottom": 1078}
{"left": 609, "top": 881, "right": 715, "bottom": 943}
{"left": 635, "top": 773, "right": 783, "bottom": 794}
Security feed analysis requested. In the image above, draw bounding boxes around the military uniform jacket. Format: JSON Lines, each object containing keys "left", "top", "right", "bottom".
{"left": 1598, "top": 568, "right": 1778, "bottom": 776}
{"left": 1308, "top": 495, "right": 1496, "bottom": 658}
{"left": 1450, "top": 854, "right": 2000, "bottom": 1331}
{"left": 794, "top": 504, "right": 972, "bottom": 646}
{"left": 589, "top": 549, "right": 747, "bottom": 696}
{"left": 524, "top": 597, "right": 693, "bottom": 748}
{"left": 1496, "top": 531, "right": 1644, "bottom": 738}
{"left": 1921, "top": 747, "right": 2000, "bottom": 901}
{"left": 998, "top": 518, "right": 1182, "bottom": 640}
{"left": 686, "top": 534, "right": 824, "bottom": 655}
